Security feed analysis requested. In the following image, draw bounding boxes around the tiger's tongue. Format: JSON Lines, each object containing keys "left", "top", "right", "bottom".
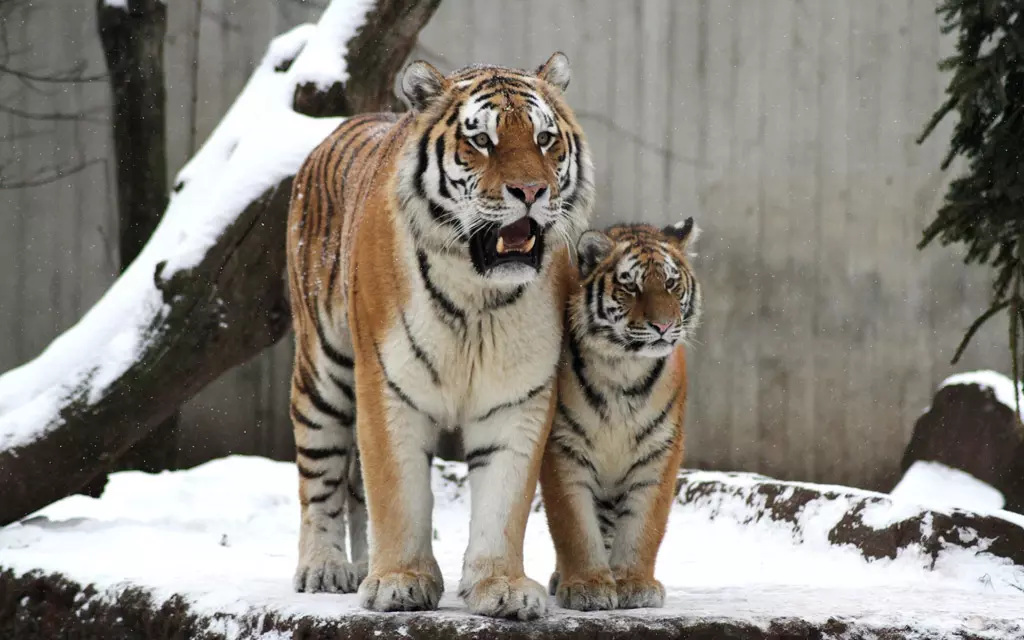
{"left": 498, "top": 218, "right": 532, "bottom": 249}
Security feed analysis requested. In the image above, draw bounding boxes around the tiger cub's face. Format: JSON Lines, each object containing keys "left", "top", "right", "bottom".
{"left": 397, "top": 53, "right": 594, "bottom": 286}
{"left": 573, "top": 221, "right": 702, "bottom": 359}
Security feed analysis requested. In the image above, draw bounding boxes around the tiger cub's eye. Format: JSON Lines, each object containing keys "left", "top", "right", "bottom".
{"left": 471, "top": 133, "right": 491, "bottom": 148}
{"left": 537, "top": 131, "right": 554, "bottom": 147}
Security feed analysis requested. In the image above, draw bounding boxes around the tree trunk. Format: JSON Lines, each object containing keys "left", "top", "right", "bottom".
{"left": 0, "top": 0, "right": 441, "bottom": 526}
{"left": 96, "top": 0, "right": 178, "bottom": 477}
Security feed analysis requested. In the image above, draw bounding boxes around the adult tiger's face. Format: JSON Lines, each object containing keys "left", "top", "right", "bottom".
{"left": 397, "top": 53, "right": 594, "bottom": 285}
{"left": 575, "top": 221, "right": 702, "bottom": 359}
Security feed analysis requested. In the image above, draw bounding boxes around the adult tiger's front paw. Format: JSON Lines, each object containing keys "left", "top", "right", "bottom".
{"left": 615, "top": 576, "right": 666, "bottom": 609}
{"left": 358, "top": 565, "right": 444, "bottom": 612}
{"left": 555, "top": 571, "right": 618, "bottom": 611}
{"left": 459, "top": 574, "right": 548, "bottom": 620}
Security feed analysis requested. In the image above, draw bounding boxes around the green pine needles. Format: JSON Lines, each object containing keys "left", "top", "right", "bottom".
{"left": 919, "top": 0, "right": 1024, "bottom": 419}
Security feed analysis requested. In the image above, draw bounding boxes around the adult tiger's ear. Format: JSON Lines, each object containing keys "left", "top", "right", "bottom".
{"left": 663, "top": 217, "right": 701, "bottom": 256}
{"left": 577, "top": 230, "right": 614, "bottom": 278}
{"left": 400, "top": 60, "right": 446, "bottom": 111}
{"left": 537, "top": 52, "right": 571, "bottom": 92}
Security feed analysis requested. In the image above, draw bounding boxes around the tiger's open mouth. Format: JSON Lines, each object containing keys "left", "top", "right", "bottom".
{"left": 469, "top": 217, "right": 544, "bottom": 275}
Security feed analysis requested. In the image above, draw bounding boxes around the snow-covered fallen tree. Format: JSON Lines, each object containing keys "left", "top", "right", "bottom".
{"left": 2, "top": 459, "right": 1022, "bottom": 639}
{"left": 0, "top": 0, "right": 441, "bottom": 526}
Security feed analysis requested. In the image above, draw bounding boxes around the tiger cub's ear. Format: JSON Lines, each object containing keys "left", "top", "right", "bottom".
{"left": 663, "top": 217, "right": 700, "bottom": 256}
{"left": 577, "top": 230, "right": 614, "bottom": 279}
{"left": 400, "top": 60, "right": 447, "bottom": 111}
{"left": 537, "top": 52, "right": 571, "bottom": 92}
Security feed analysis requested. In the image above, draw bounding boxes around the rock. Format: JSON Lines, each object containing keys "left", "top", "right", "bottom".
{"left": 901, "top": 374, "right": 1024, "bottom": 513}
{"left": 676, "top": 471, "right": 1024, "bottom": 568}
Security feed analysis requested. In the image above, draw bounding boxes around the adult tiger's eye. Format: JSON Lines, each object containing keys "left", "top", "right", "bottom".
{"left": 472, "top": 133, "right": 491, "bottom": 148}
{"left": 665, "top": 278, "right": 678, "bottom": 290}
{"left": 537, "top": 131, "right": 553, "bottom": 147}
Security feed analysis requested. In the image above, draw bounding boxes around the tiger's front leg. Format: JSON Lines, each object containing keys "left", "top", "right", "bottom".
{"left": 457, "top": 382, "right": 554, "bottom": 620}
{"left": 354, "top": 344, "right": 443, "bottom": 612}
{"left": 607, "top": 434, "right": 684, "bottom": 609}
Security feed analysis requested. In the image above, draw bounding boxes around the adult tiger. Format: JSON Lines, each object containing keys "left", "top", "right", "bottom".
{"left": 285, "top": 53, "right": 594, "bottom": 619}
{"left": 541, "top": 221, "right": 701, "bottom": 611}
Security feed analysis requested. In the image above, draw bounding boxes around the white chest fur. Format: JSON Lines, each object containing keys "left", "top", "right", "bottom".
{"left": 378, "top": 246, "right": 562, "bottom": 428}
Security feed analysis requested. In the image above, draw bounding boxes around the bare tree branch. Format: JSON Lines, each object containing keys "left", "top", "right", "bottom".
{"left": 0, "top": 158, "right": 105, "bottom": 190}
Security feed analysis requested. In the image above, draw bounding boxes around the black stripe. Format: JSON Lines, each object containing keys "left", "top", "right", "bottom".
{"left": 477, "top": 75, "right": 534, "bottom": 91}
{"left": 326, "top": 506, "right": 344, "bottom": 519}
{"left": 466, "top": 444, "right": 506, "bottom": 472}
{"left": 428, "top": 199, "right": 460, "bottom": 228}
{"left": 322, "top": 475, "right": 345, "bottom": 489}
{"left": 623, "top": 479, "right": 660, "bottom": 494}
{"left": 597, "top": 511, "right": 616, "bottom": 530}
{"left": 568, "top": 330, "right": 607, "bottom": 416}
{"left": 620, "top": 437, "right": 675, "bottom": 485}
{"left": 556, "top": 402, "right": 593, "bottom": 449}
{"left": 473, "top": 380, "right": 549, "bottom": 423}
{"left": 552, "top": 436, "right": 597, "bottom": 475}
{"left": 299, "top": 373, "right": 354, "bottom": 426}
{"left": 417, "top": 250, "right": 467, "bottom": 326}
{"left": 594, "top": 275, "right": 608, "bottom": 323}
{"left": 328, "top": 372, "right": 355, "bottom": 403}
{"left": 562, "top": 133, "right": 585, "bottom": 213}
{"left": 291, "top": 405, "right": 328, "bottom": 431}
{"left": 483, "top": 285, "right": 525, "bottom": 311}
{"left": 347, "top": 483, "right": 365, "bottom": 505}
{"left": 374, "top": 343, "right": 424, "bottom": 414}
{"left": 298, "top": 464, "right": 327, "bottom": 479}
{"left": 623, "top": 358, "right": 666, "bottom": 398}
{"left": 434, "top": 136, "right": 450, "bottom": 199}
{"left": 308, "top": 486, "right": 341, "bottom": 503}
{"left": 401, "top": 313, "right": 441, "bottom": 385}
{"left": 314, "top": 313, "right": 354, "bottom": 369}
{"left": 297, "top": 446, "right": 349, "bottom": 460}
{"left": 633, "top": 396, "right": 677, "bottom": 447}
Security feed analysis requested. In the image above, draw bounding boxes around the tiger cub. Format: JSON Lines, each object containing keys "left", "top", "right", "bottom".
{"left": 540, "top": 220, "right": 701, "bottom": 611}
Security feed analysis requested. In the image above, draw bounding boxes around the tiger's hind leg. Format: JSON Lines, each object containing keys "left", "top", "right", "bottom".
{"left": 291, "top": 317, "right": 366, "bottom": 593}
{"left": 346, "top": 447, "right": 369, "bottom": 578}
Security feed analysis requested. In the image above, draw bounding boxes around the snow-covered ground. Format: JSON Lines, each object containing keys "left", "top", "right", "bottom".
{"left": 2, "top": 456, "right": 1023, "bottom": 638}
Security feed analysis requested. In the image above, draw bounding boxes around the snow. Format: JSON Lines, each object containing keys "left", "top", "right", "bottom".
{"left": 287, "top": 0, "right": 376, "bottom": 89}
{"left": 941, "top": 369, "right": 1024, "bottom": 417}
{"left": 2, "top": 457, "right": 1023, "bottom": 638}
{"left": 0, "top": 1, "right": 376, "bottom": 452}
{"left": 892, "top": 460, "right": 1006, "bottom": 513}
{"left": 103, "top": 0, "right": 127, "bottom": 8}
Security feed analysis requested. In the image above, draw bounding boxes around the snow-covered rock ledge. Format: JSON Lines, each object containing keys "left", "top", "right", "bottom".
{"left": 2, "top": 458, "right": 1023, "bottom": 639}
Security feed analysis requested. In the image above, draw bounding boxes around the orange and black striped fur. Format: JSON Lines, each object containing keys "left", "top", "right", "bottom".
{"left": 540, "top": 221, "right": 701, "bottom": 611}
{"left": 285, "top": 53, "right": 594, "bottom": 619}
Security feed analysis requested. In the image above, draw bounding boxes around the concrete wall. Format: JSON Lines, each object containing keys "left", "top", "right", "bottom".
{"left": 0, "top": 0, "right": 1004, "bottom": 489}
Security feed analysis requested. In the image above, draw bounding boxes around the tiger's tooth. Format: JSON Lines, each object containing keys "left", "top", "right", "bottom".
{"left": 497, "top": 236, "right": 506, "bottom": 254}
{"left": 523, "top": 235, "right": 536, "bottom": 253}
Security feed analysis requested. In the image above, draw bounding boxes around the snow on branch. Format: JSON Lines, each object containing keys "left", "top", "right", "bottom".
{"left": 0, "top": 23, "right": 340, "bottom": 452}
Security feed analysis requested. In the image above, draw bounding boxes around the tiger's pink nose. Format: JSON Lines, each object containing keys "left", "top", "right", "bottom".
{"left": 651, "top": 321, "right": 674, "bottom": 335}
{"left": 506, "top": 182, "right": 546, "bottom": 205}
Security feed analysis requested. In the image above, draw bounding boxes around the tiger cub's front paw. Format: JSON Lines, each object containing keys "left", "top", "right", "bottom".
{"left": 615, "top": 576, "right": 665, "bottom": 609}
{"left": 555, "top": 571, "right": 618, "bottom": 611}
